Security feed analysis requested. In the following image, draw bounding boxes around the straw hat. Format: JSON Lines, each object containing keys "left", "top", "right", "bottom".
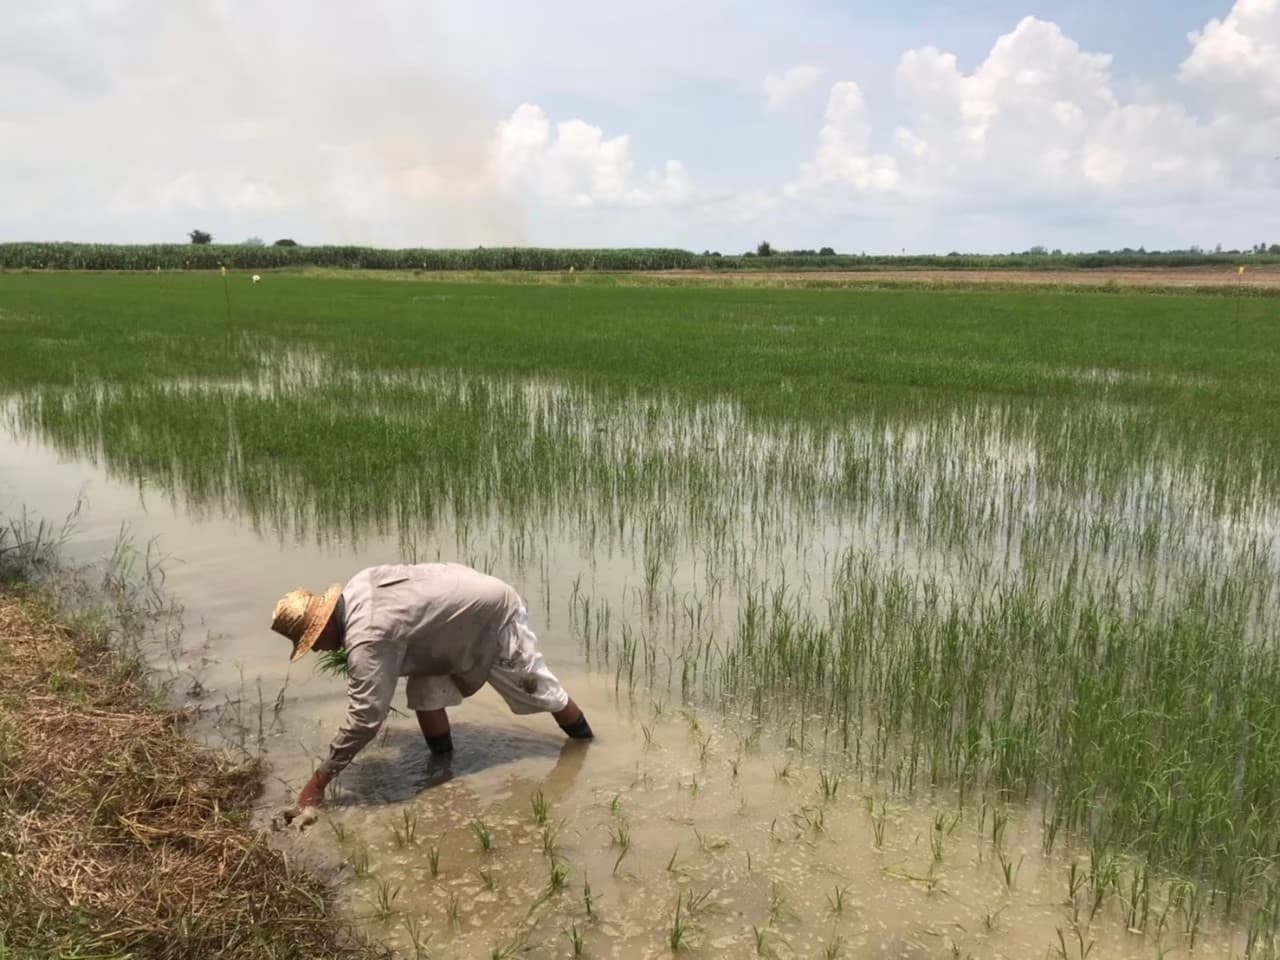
{"left": 270, "top": 584, "right": 343, "bottom": 662}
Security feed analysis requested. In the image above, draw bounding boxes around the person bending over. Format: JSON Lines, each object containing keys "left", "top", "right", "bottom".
{"left": 270, "top": 562, "right": 593, "bottom": 812}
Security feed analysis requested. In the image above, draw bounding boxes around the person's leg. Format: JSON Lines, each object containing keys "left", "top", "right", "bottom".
{"left": 416, "top": 708, "right": 454, "bottom": 755}
{"left": 490, "top": 608, "right": 593, "bottom": 740}
{"left": 405, "top": 675, "right": 463, "bottom": 755}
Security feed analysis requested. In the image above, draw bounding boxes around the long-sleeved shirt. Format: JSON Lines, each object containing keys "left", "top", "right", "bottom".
{"left": 319, "top": 563, "right": 521, "bottom": 777}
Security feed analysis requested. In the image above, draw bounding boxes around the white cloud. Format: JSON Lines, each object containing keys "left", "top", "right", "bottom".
{"left": 787, "top": 82, "right": 901, "bottom": 195}
{"left": 1181, "top": 0, "right": 1280, "bottom": 109}
{"left": 785, "top": 13, "right": 1278, "bottom": 209}
{"left": 763, "top": 65, "right": 824, "bottom": 109}
{"left": 493, "top": 104, "right": 692, "bottom": 208}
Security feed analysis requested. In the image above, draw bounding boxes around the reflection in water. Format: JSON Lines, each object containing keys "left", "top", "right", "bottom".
{"left": 4, "top": 353, "right": 1280, "bottom": 958}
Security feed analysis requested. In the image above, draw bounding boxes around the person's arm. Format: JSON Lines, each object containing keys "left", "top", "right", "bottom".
{"left": 295, "top": 641, "right": 399, "bottom": 808}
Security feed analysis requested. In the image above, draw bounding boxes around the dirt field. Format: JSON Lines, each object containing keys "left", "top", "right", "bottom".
{"left": 667, "top": 265, "right": 1280, "bottom": 290}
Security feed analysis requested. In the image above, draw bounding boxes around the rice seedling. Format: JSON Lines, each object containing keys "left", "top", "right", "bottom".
{"left": 392, "top": 807, "right": 418, "bottom": 847}
{"left": 349, "top": 847, "right": 370, "bottom": 878}
{"left": 479, "top": 867, "right": 496, "bottom": 892}
{"left": 752, "top": 925, "right": 771, "bottom": 957}
{"left": 328, "top": 820, "right": 348, "bottom": 843}
{"left": 548, "top": 858, "right": 570, "bottom": 893}
{"left": 373, "top": 878, "right": 401, "bottom": 920}
{"left": 827, "top": 884, "right": 849, "bottom": 915}
{"left": 445, "top": 893, "right": 461, "bottom": 931}
{"left": 567, "top": 921, "right": 586, "bottom": 957}
{"left": 870, "top": 801, "right": 887, "bottom": 849}
{"left": 821, "top": 935, "right": 846, "bottom": 959}
{"left": 818, "top": 769, "right": 842, "bottom": 802}
{"left": 608, "top": 820, "right": 631, "bottom": 875}
{"left": 996, "top": 850, "right": 1022, "bottom": 891}
{"left": 668, "top": 895, "right": 691, "bottom": 952}
{"left": 403, "top": 915, "right": 432, "bottom": 960}
{"left": 582, "top": 879, "right": 595, "bottom": 918}
{"left": 471, "top": 819, "right": 493, "bottom": 854}
{"left": 427, "top": 844, "right": 441, "bottom": 878}
{"left": 541, "top": 823, "right": 559, "bottom": 858}
{"left": 530, "top": 789, "right": 548, "bottom": 826}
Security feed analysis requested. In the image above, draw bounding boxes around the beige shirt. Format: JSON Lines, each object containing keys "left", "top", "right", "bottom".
{"left": 320, "top": 563, "right": 521, "bottom": 776}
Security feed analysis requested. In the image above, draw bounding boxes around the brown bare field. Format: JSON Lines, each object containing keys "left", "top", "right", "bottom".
{"left": 660, "top": 265, "right": 1280, "bottom": 290}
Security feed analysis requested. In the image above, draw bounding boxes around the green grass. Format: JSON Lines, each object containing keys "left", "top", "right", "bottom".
{"left": 4, "top": 271, "right": 1280, "bottom": 923}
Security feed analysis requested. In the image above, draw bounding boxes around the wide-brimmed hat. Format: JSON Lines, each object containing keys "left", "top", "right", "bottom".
{"left": 270, "top": 584, "right": 343, "bottom": 662}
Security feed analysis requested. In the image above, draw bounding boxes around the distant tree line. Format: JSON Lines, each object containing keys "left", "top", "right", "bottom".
{"left": 2, "top": 238, "right": 1277, "bottom": 273}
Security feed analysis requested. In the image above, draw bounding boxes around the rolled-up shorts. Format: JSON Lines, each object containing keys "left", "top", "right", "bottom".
{"left": 404, "top": 606, "right": 570, "bottom": 716}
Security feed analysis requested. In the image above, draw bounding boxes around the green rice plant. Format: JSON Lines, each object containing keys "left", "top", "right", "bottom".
{"left": 697, "top": 735, "right": 712, "bottom": 764}
{"left": 822, "top": 935, "right": 847, "bottom": 960}
{"left": 373, "top": 878, "right": 400, "bottom": 920}
{"left": 668, "top": 895, "right": 690, "bottom": 952}
{"left": 349, "top": 847, "right": 370, "bottom": 877}
{"left": 827, "top": 884, "right": 850, "bottom": 915}
{"left": 870, "top": 801, "right": 887, "bottom": 849}
{"left": 666, "top": 845, "right": 682, "bottom": 873}
{"left": 427, "top": 844, "right": 441, "bottom": 878}
{"left": 314, "top": 647, "right": 349, "bottom": 677}
{"left": 997, "top": 850, "right": 1023, "bottom": 891}
{"left": 548, "top": 858, "right": 570, "bottom": 893}
{"left": 567, "top": 921, "right": 585, "bottom": 958}
{"left": 752, "top": 925, "right": 771, "bottom": 957}
{"left": 403, "top": 915, "right": 432, "bottom": 960}
{"left": 392, "top": 807, "right": 418, "bottom": 847}
{"left": 818, "top": 769, "right": 842, "bottom": 802}
{"left": 609, "top": 820, "right": 631, "bottom": 875}
{"left": 445, "top": 893, "right": 461, "bottom": 930}
{"left": 471, "top": 819, "right": 493, "bottom": 854}
{"left": 530, "top": 789, "right": 548, "bottom": 826}
{"left": 582, "top": 879, "right": 595, "bottom": 918}
{"left": 541, "top": 823, "right": 559, "bottom": 859}
{"left": 328, "top": 820, "right": 348, "bottom": 843}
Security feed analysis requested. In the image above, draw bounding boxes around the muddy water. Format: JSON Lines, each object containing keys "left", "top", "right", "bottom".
{"left": 0, "top": 411, "right": 1254, "bottom": 959}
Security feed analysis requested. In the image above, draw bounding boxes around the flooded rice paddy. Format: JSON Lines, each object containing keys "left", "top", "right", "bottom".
{"left": 4, "top": 280, "right": 1280, "bottom": 959}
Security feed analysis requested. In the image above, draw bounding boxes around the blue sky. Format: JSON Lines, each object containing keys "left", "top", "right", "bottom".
{"left": 2, "top": 0, "right": 1277, "bottom": 252}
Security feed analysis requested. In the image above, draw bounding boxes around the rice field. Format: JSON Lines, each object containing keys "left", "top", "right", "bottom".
{"left": 2, "top": 271, "right": 1279, "bottom": 958}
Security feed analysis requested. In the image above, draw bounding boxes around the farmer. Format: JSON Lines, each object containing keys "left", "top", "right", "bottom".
{"left": 270, "top": 562, "right": 593, "bottom": 812}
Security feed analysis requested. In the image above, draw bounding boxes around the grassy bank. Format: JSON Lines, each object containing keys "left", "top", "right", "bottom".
{"left": 0, "top": 560, "right": 376, "bottom": 958}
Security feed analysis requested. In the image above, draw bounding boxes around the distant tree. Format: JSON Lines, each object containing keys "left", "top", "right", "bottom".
{"left": 756, "top": 241, "right": 774, "bottom": 257}
{"left": 1028, "top": 245, "right": 1048, "bottom": 255}
{"left": 188, "top": 229, "right": 213, "bottom": 245}
{"left": 818, "top": 246, "right": 836, "bottom": 256}
{"left": 1270, "top": 244, "right": 1280, "bottom": 255}
{"left": 243, "top": 236, "right": 265, "bottom": 247}
{"left": 1051, "top": 249, "right": 1063, "bottom": 256}
{"left": 273, "top": 238, "right": 299, "bottom": 247}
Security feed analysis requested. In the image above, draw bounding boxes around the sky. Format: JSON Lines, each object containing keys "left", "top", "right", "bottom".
{"left": 2, "top": 0, "right": 1278, "bottom": 253}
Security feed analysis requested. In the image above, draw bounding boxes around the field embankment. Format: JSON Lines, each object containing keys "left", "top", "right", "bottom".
{"left": 0, "top": 580, "right": 376, "bottom": 960}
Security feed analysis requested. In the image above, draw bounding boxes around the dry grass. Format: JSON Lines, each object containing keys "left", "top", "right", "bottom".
{"left": 0, "top": 587, "right": 380, "bottom": 960}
